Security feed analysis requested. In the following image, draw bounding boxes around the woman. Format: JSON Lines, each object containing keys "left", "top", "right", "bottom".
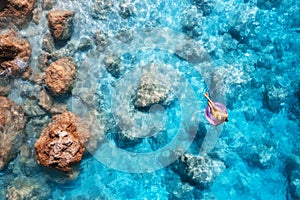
{"left": 203, "top": 93, "right": 228, "bottom": 125}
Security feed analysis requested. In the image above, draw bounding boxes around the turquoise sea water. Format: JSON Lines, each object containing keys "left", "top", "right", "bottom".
{"left": 1, "top": 0, "right": 300, "bottom": 199}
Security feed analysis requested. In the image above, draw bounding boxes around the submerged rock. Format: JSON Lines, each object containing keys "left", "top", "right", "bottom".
{"left": 263, "top": 82, "right": 289, "bottom": 113}
{"left": 134, "top": 64, "right": 172, "bottom": 109}
{"left": 42, "top": 33, "right": 55, "bottom": 53}
{"left": 193, "top": 0, "right": 214, "bottom": 16}
{"left": 103, "top": 54, "right": 122, "bottom": 78}
{"left": 0, "top": 0, "right": 35, "bottom": 28}
{"left": 37, "top": 51, "right": 51, "bottom": 72}
{"left": 34, "top": 112, "right": 89, "bottom": 172}
{"left": 119, "top": 0, "right": 134, "bottom": 19}
{"left": 0, "top": 29, "right": 31, "bottom": 77}
{"left": 257, "top": 0, "right": 281, "bottom": 10}
{"left": 22, "top": 99, "right": 47, "bottom": 117}
{"left": 181, "top": 6, "right": 202, "bottom": 35}
{"left": 175, "top": 41, "right": 209, "bottom": 65}
{"left": 94, "top": 30, "right": 110, "bottom": 51}
{"left": 92, "top": 0, "right": 114, "bottom": 20}
{"left": 0, "top": 96, "right": 25, "bottom": 170}
{"left": 47, "top": 10, "right": 75, "bottom": 41}
{"left": 45, "top": 57, "right": 76, "bottom": 95}
{"left": 286, "top": 155, "right": 300, "bottom": 199}
{"left": 0, "top": 77, "right": 11, "bottom": 95}
{"left": 43, "top": 0, "right": 56, "bottom": 10}
{"left": 5, "top": 176, "right": 50, "bottom": 200}
{"left": 38, "top": 89, "right": 53, "bottom": 111}
{"left": 172, "top": 152, "right": 225, "bottom": 189}
{"left": 238, "top": 139, "right": 276, "bottom": 169}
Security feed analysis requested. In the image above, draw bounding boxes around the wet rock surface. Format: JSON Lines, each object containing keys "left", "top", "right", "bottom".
{"left": 0, "top": 0, "right": 35, "bottom": 28}
{"left": 92, "top": 0, "right": 114, "bottom": 20}
{"left": 238, "top": 139, "right": 276, "bottom": 169}
{"left": 5, "top": 176, "right": 50, "bottom": 200}
{"left": 34, "top": 112, "right": 89, "bottom": 172}
{"left": 38, "top": 89, "right": 53, "bottom": 111}
{"left": 134, "top": 64, "right": 172, "bottom": 109}
{"left": 103, "top": 54, "right": 123, "bottom": 78}
{"left": 286, "top": 155, "right": 300, "bottom": 199}
{"left": 48, "top": 10, "right": 75, "bottom": 41}
{"left": 94, "top": 30, "right": 110, "bottom": 51}
{"left": 193, "top": 0, "right": 214, "bottom": 16}
{"left": 0, "top": 96, "right": 25, "bottom": 170}
{"left": 0, "top": 77, "right": 11, "bottom": 95}
{"left": 175, "top": 41, "right": 210, "bottom": 64}
{"left": 257, "top": 0, "right": 281, "bottom": 10}
{"left": 172, "top": 152, "right": 225, "bottom": 189}
{"left": 119, "top": 0, "right": 134, "bottom": 19}
{"left": 42, "top": 33, "right": 55, "bottom": 53}
{"left": 45, "top": 57, "right": 76, "bottom": 95}
{"left": 263, "top": 82, "right": 289, "bottom": 113}
{"left": 0, "top": 29, "right": 31, "bottom": 77}
{"left": 43, "top": 0, "right": 56, "bottom": 10}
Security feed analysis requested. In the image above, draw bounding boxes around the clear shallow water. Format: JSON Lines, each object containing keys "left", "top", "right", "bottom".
{"left": 1, "top": 0, "right": 300, "bottom": 199}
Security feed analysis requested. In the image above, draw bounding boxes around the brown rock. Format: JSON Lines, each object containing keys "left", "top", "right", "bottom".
{"left": 38, "top": 89, "right": 53, "bottom": 111}
{"left": 45, "top": 57, "right": 76, "bottom": 95}
{"left": 43, "top": 0, "right": 56, "bottom": 10}
{"left": 34, "top": 112, "right": 88, "bottom": 172}
{"left": 0, "top": 77, "right": 11, "bottom": 95}
{"left": 32, "top": 8, "right": 42, "bottom": 25}
{"left": 0, "top": 0, "right": 35, "bottom": 28}
{"left": 0, "top": 29, "right": 31, "bottom": 77}
{"left": 29, "top": 72, "right": 46, "bottom": 85}
{"left": 47, "top": 10, "right": 75, "bottom": 41}
{"left": 0, "top": 96, "right": 25, "bottom": 170}
{"left": 21, "top": 66, "right": 32, "bottom": 80}
{"left": 49, "top": 103, "right": 68, "bottom": 114}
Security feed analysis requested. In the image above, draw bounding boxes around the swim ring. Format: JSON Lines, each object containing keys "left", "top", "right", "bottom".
{"left": 204, "top": 102, "right": 228, "bottom": 126}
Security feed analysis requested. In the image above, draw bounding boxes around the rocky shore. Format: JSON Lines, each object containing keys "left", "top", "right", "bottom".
{"left": 0, "top": 0, "right": 298, "bottom": 199}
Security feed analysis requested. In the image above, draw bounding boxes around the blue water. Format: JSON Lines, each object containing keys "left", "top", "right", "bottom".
{"left": 1, "top": 0, "right": 300, "bottom": 199}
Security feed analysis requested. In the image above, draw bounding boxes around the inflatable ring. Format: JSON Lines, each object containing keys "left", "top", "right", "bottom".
{"left": 204, "top": 102, "right": 228, "bottom": 126}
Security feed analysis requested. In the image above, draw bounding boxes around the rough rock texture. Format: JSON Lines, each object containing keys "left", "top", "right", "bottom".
{"left": 193, "top": 0, "right": 214, "bottom": 16}
{"left": 45, "top": 57, "right": 76, "bottom": 95}
{"left": 43, "top": 0, "right": 56, "bottom": 10}
{"left": 42, "top": 33, "right": 54, "bottom": 53}
{"left": 38, "top": 89, "right": 53, "bottom": 111}
{"left": 286, "top": 155, "right": 300, "bottom": 200}
{"left": 22, "top": 100, "right": 47, "bottom": 117}
{"left": 92, "top": 0, "right": 113, "bottom": 20}
{"left": 94, "top": 30, "right": 109, "bottom": 51}
{"left": 34, "top": 112, "right": 89, "bottom": 172}
{"left": 172, "top": 152, "right": 225, "bottom": 189}
{"left": 0, "top": 0, "right": 35, "bottom": 28}
{"left": 0, "top": 77, "right": 11, "bottom": 95}
{"left": 103, "top": 54, "right": 122, "bottom": 78}
{"left": 238, "top": 139, "right": 276, "bottom": 169}
{"left": 21, "top": 66, "right": 32, "bottom": 80}
{"left": 38, "top": 88, "right": 68, "bottom": 114}
{"left": 32, "top": 8, "right": 42, "bottom": 25}
{"left": 263, "top": 82, "right": 289, "bottom": 113}
{"left": 37, "top": 51, "right": 51, "bottom": 72}
{"left": 5, "top": 176, "right": 50, "bottom": 200}
{"left": 134, "top": 64, "right": 171, "bottom": 109}
{"left": 175, "top": 41, "right": 210, "bottom": 65}
{"left": 257, "top": 0, "right": 281, "bottom": 10}
{"left": 0, "top": 96, "right": 25, "bottom": 170}
{"left": 0, "top": 29, "right": 31, "bottom": 77}
{"left": 47, "top": 10, "right": 75, "bottom": 41}
{"left": 119, "top": 0, "right": 134, "bottom": 19}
